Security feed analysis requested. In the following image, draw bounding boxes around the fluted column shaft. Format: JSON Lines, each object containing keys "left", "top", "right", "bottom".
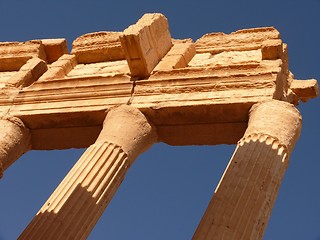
{"left": 193, "top": 100, "right": 302, "bottom": 240}
{"left": 0, "top": 117, "right": 31, "bottom": 178}
{"left": 19, "top": 105, "right": 157, "bottom": 240}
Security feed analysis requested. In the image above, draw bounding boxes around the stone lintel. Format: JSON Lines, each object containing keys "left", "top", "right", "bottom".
{"left": 195, "top": 27, "right": 280, "bottom": 54}
{"left": 120, "top": 13, "right": 173, "bottom": 78}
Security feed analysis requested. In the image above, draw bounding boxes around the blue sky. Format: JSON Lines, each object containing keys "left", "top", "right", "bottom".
{"left": 0, "top": 0, "right": 319, "bottom": 239}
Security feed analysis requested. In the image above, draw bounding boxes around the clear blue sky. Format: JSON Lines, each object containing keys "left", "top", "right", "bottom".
{"left": 0, "top": 0, "right": 319, "bottom": 239}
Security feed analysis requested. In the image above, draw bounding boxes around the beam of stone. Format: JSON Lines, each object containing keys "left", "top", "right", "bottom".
{"left": 6, "top": 57, "right": 47, "bottom": 88}
{"left": 153, "top": 39, "right": 196, "bottom": 71}
{"left": 0, "top": 117, "right": 31, "bottom": 177}
{"left": 71, "top": 32, "right": 125, "bottom": 64}
{"left": 0, "top": 24, "right": 317, "bottom": 149}
{"left": 193, "top": 100, "right": 302, "bottom": 240}
{"left": 120, "top": 13, "right": 172, "bottom": 78}
{"left": 18, "top": 105, "right": 157, "bottom": 240}
{"left": 37, "top": 54, "right": 77, "bottom": 81}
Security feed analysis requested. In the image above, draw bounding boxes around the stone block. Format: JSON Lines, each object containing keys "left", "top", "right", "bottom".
{"left": 6, "top": 58, "right": 47, "bottom": 88}
{"left": 120, "top": 13, "right": 172, "bottom": 78}
{"left": 153, "top": 41, "right": 196, "bottom": 71}
{"left": 0, "top": 41, "right": 47, "bottom": 71}
{"left": 261, "top": 39, "right": 283, "bottom": 60}
{"left": 290, "top": 79, "right": 319, "bottom": 102}
{"left": 195, "top": 27, "right": 280, "bottom": 54}
{"left": 38, "top": 67, "right": 65, "bottom": 81}
{"left": 50, "top": 54, "right": 76, "bottom": 74}
{"left": 41, "top": 39, "right": 68, "bottom": 64}
{"left": 21, "top": 57, "right": 48, "bottom": 80}
{"left": 71, "top": 32, "right": 124, "bottom": 63}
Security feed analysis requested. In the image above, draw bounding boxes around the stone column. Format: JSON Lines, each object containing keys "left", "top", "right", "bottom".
{"left": 193, "top": 100, "right": 302, "bottom": 240}
{"left": 19, "top": 105, "right": 157, "bottom": 240}
{"left": 0, "top": 117, "right": 31, "bottom": 178}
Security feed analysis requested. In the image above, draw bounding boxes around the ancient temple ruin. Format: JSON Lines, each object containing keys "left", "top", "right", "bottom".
{"left": 0, "top": 13, "right": 318, "bottom": 239}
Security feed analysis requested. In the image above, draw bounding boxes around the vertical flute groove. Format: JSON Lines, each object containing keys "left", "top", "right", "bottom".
{"left": 193, "top": 100, "right": 301, "bottom": 240}
{"left": 19, "top": 105, "right": 157, "bottom": 240}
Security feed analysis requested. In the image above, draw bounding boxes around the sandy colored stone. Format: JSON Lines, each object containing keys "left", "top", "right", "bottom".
{"left": 38, "top": 54, "right": 77, "bottom": 81}
{"left": 195, "top": 27, "right": 280, "bottom": 54}
{"left": 153, "top": 40, "right": 196, "bottom": 71}
{"left": 6, "top": 57, "right": 47, "bottom": 88}
{"left": 193, "top": 100, "right": 302, "bottom": 240}
{"left": 71, "top": 32, "right": 124, "bottom": 63}
{"left": 19, "top": 105, "right": 157, "bottom": 240}
{"left": 261, "top": 39, "right": 283, "bottom": 60}
{"left": 120, "top": 13, "right": 172, "bottom": 77}
{"left": 290, "top": 79, "right": 319, "bottom": 102}
{"left": 67, "top": 60, "right": 129, "bottom": 78}
{"left": 0, "top": 40, "right": 47, "bottom": 71}
{"left": 0, "top": 117, "right": 31, "bottom": 177}
{"left": 41, "top": 39, "right": 68, "bottom": 64}
{"left": 0, "top": 13, "right": 318, "bottom": 240}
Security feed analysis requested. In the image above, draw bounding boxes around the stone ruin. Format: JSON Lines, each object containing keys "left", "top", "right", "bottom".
{"left": 0, "top": 13, "right": 318, "bottom": 239}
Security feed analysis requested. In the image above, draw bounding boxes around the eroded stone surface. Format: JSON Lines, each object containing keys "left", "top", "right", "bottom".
{"left": 71, "top": 32, "right": 124, "bottom": 63}
{"left": 0, "top": 12, "right": 318, "bottom": 240}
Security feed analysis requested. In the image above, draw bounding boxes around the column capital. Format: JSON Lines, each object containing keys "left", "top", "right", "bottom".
{"left": 96, "top": 105, "right": 158, "bottom": 163}
{"left": 243, "top": 100, "right": 302, "bottom": 154}
{"left": 0, "top": 116, "right": 31, "bottom": 177}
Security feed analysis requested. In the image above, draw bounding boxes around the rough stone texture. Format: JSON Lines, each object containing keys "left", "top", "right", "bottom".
{"left": 0, "top": 117, "right": 31, "bottom": 177}
{"left": 18, "top": 105, "right": 157, "bottom": 240}
{"left": 41, "top": 39, "right": 68, "bottom": 64}
{"left": 290, "top": 79, "right": 318, "bottom": 102}
{"left": 38, "top": 54, "right": 77, "bottom": 81}
{"left": 153, "top": 39, "right": 196, "bottom": 71}
{"left": 0, "top": 13, "right": 318, "bottom": 240}
{"left": 120, "top": 13, "right": 172, "bottom": 77}
{"left": 193, "top": 100, "right": 302, "bottom": 240}
{"left": 0, "top": 41, "right": 47, "bottom": 71}
{"left": 0, "top": 16, "right": 316, "bottom": 150}
{"left": 6, "top": 57, "right": 47, "bottom": 88}
{"left": 71, "top": 32, "right": 125, "bottom": 63}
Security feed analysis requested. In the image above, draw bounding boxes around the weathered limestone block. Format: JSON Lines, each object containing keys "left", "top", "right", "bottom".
{"left": 188, "top": 49, "right": 262, "bottom": 67}
{"left": 193, "top": 100, "right": 302, "bottom": 240}
{"left": 41, "top": 39, "right": 68, "bottom": 64}
{"left": 261, "top": 39, "right": 283, "bottom": 60}
{"left": 0, "top": 117, "right": 31, "bottom": 177}
{"left": 195, "top": 27, "right": 280, "bottom": 54}
{"left": 120, "top": 13, "right": 173, "bottom": 78}
{"left": 0, "top": 71, "right": 17, "bottom": 88}
{"left": 0, "top": 41, "right": 47, "bottom": 71}
{"left": 290, "top": 79, "right": 319, "bottom": 102}
{"left": 19, "top": 105, "right": 157, "bottom": 240}
{"left": 153, "top": 39, "right": 196, "bottom": 71}
{"left": 71, "top": 32, "right": 125, "bottom": 63}
{"left": 6, "top": 57, "right": 47, "bottom": 88}
{"left": 38, "top": 54, "right": 77, "bottom": 81}
{"left": 67, "top": 60, "right": 129, "bottom": 78}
